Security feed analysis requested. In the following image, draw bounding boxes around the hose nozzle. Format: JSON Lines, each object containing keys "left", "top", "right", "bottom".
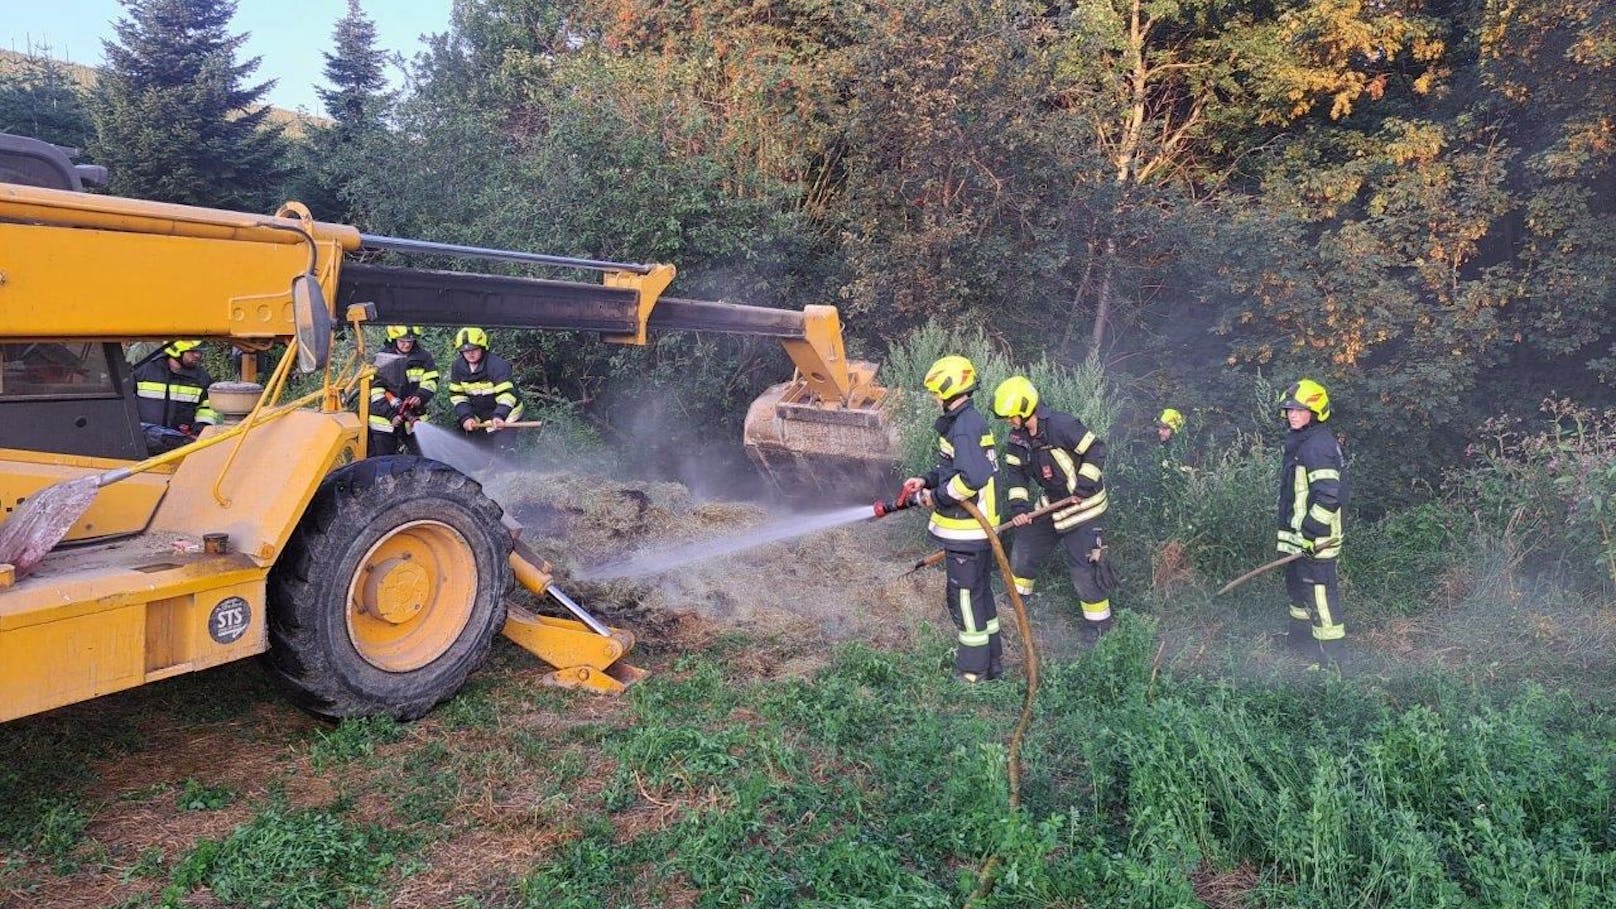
{"left": 874, "top": 480, "right": 927, "bottom": 518}
{"left": 872, "top": 497, "right": 910, "bottom": 519}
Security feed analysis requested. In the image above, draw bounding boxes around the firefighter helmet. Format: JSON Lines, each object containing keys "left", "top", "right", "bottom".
{"left": 455, "top": 327, "right": 489, "bottom": 351}
{"left": 1158, "top": 407, "right": 1185, "bottom": 432}
{"left": 922, "top": 355, "right": 977, "bottom": 398}
{"left": 1280, "top": 379, "right": 1331, "bottom": 422}
{"left": 992, "top": 376, "right": 1039, "bottom": 419}
{"left": 163, "top": 339, "right": 203, "bottom": 358}
{"left": 386, "top": 325, "right": 423, "bottom": 342}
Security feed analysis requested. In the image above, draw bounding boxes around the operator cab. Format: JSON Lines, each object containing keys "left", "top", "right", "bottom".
{"left": 0, "top": 133, "right": 143, "bottom": 460}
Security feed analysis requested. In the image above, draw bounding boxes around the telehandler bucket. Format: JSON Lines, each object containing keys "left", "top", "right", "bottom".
{"left": 742, "top": 360, "right": 900, "bottom": 500}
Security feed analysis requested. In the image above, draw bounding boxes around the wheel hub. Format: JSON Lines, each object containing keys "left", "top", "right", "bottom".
{"left": 362, "top": 557, "right": 430, "bottom": 624}
{"left": 345, "top": 519, "right": 478, "bottom": 672}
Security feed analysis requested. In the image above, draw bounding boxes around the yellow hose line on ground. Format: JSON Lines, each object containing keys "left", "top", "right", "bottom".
{"left": 958, "top": 497, "right": 1038, "bottom": 909}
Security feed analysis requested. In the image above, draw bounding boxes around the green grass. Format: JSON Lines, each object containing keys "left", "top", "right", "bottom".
{"left": 176, "top": 778, "right": 236, "bottom": 812}
{"left": 5, "top": 608, "right": 1616, "bottom": 907}
{"left": 157, "top": 796, "right": 400, "bottom": 909}
{"left": 308, "top": 714, "right": 404, "bottom": 770}
{"left": 503, "top": 621, "right": 1616, "bottom": 908}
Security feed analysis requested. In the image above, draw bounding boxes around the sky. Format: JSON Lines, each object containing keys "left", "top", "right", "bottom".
{"left": 1, "top": 0, "right": 452, "bottom": 116}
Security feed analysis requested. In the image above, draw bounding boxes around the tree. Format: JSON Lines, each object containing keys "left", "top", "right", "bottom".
{"left": 290, "top": 0, "right": 394, "bottom": 222}
{"left": 93, "top": 0, "right": 287, "bottom": 210}
{"left": 1049, "top": 0, "right": 1447, "bottom": 360}
{"left": 834, "top": 0, "right": 1073, "bottom": 340}
{"left": 0, "top": 47, "right": 95, "bottom": 150}
{"left": 317, "top": 0, "right": 390, "bottom": 133}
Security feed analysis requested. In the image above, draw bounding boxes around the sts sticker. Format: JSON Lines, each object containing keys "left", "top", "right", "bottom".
{"left": 208, "top": 596, "right": 252, "bottom": 644}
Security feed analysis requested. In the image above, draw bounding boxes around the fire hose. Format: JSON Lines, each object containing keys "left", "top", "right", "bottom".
{"left": 871, "top": 488, "right": 1038, "bottom": 908}
{"left": 957, "top": 497, "right": 1037, "bottom": 908}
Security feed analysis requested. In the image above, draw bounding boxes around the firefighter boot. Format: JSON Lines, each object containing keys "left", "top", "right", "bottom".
{"left": 1317, "top": 638, "right": 1348, "bottom": 671}
{"left": 1273, "top": 617, "right": 1313, "bottom": 655}
{"left": 1079, "top": 615, "right": 1113, "bottom": 648}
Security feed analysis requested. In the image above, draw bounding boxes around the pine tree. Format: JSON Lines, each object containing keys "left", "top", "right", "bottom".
{"left": 0, "top": 47, "right": 95, "bottom": 151}
{"left": 287, "top": 0, "right": 393, "bottom": 222}
{"left": 92, "top": 0, "right": 287, "bottom": 210}
{"left": 317, "top": 0, "right": 390, "bottom": 133}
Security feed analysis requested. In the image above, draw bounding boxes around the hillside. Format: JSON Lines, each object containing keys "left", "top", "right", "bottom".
{"left": 0, "top": 48, "right": 328, "bottom": 137}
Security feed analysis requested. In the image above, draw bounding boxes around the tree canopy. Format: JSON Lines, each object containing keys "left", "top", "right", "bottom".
{"left": 92, "top": 0, "right": 286, "bottom": 210}
{"left": 6, "top": 0, "right": 1612, "bottom": 502}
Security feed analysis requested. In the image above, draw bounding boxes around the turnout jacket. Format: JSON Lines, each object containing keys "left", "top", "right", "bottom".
{"left": 370, "top": 342, "right": 440, "bottom": 435}
{"left": 921, "top": 398, "right": 999, "bottom": 550}
{"left": 368, "top": 384, "right": 409, "bottom": 434}
{"left": 132, "top": 358, "right": 218, "bottom": 433}
{"left": 383, "top": 341, "right": 440, "bottom": 408}
{"left": 449, "top": 351, "right": 524, "bottom": 425}
{"left": 1277, "top": 421, "right": 1345, "bottom": 559}
{"left": 1004, "top": 406, "right": 1108, "bottom": 531}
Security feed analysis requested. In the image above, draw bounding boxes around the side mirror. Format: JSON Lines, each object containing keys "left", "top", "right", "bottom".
{"left": 291, "top": 274, "right": 333, "bottom": 373}
{"left": 371, "top": 352, "right": 408, "bottom": 391}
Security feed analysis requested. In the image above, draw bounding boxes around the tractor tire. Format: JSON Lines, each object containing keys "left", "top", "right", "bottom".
{"left": 266, "top": 456, "right": 512, "bottom": 720}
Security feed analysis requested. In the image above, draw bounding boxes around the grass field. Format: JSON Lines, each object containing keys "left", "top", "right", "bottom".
{"left": 6, "top": 535, "right": 1616, "bottom": 909}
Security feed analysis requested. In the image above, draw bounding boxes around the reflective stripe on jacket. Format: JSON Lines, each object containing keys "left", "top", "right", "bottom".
{"left": 1004, "top": 407, "right": 1107, "bottom": 531}
{"left": 922, "top": 398, "right": 999, "bottom": 548}
{"left": 369, "top": 386, "right": 402, "bottom": 433}
{"left": 382, "top": 341, "right": 439, "bottom": 406}
{"left": 132, "top": 358, "right": 218, "bottom": 430}
{"left": 449, "top": 351, "right": 524, "bottom": 423}
{"left": 1277, "top": 422, "right": 1345, "bottom": 559}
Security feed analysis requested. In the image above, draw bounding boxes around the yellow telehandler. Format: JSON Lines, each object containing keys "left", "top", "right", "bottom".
{"left": 0, "top": 133, "right": 896, "bottom": 723}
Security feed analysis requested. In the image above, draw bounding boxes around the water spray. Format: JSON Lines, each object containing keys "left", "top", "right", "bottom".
{"left": 576, "top": 503, "right": 880, "bottom": 581}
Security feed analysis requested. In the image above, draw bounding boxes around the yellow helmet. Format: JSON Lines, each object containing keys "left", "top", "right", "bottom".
{"left": 922, "top": 355, "right": 976, "bottom": 398}
{"left": 386, "top": 325, "right": 424, "bottom": 342}
{"left": 455, "top": 327, "right": 489, "bottom": 351}
{"left": 992, "top": 376, "right": 1039, "bottom": 419}
{"left": 1280, "top": 379, "right": 1331, "bottom": 422}
{"left": 163, "top": 339, "right": 203, "bottom": 358}
{"left": 1158, "top": 408, "right": 1185, "bottom": 433}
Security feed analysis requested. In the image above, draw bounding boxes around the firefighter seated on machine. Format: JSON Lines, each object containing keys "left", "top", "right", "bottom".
{"left": 365, "top": 352, "right": 415, "bottom": 457}
{"left": 377, "top": 325, "right": 437, "bottom": 455}
{"left": 132, "top": 340, "right": 219, "bottom": 454}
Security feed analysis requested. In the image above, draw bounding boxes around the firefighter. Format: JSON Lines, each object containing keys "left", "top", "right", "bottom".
{"left": 448, "top": 327, "right": 524, "bottom": 445}
{"left": 368, "top": 325, "right": 438, "bottom": 456}
{"left": 1276, "top": 378, "right": 1347, "bottom": 666}
{"left": 993, "top": 376, "right": 1117, "bottom": 645}
{"left": 1151, "top": 405, "right": 1196, "bottom": 528}
{"left": 133, "top": 340, "right": 219, "bottom": 454}
{"left": 365, "top": 351, "right": 412, "bottom": 457}
{"left": 901, "top": 355, "right": 1002, "bottom": 682}
{"left": 1157, "top": 408, "right": 1184, "bottom": 446}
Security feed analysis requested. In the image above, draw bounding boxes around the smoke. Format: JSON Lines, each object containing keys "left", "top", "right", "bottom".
{"left": 599, "top": 336, "right": 785, "bottom": 503}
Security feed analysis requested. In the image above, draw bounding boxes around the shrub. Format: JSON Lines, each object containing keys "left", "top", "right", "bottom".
{"left": 1447, "top": 398, "right": 1616, "bottom": 593}
{"left": 883, "top": 325, "right": 1117, "bottom": 478}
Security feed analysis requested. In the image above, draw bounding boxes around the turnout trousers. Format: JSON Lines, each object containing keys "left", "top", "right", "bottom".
{"left": 1284, "top": 556, "right": 1344, "bottom": 655}
{"left": 368, "top": 428, "right": 423, "bottom": 458}
{"left": 944, "top": 548, "right": 1001, "bottom": 677}
{"left": 1010, "top": 517, "right": 1112, "bottom": 632}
